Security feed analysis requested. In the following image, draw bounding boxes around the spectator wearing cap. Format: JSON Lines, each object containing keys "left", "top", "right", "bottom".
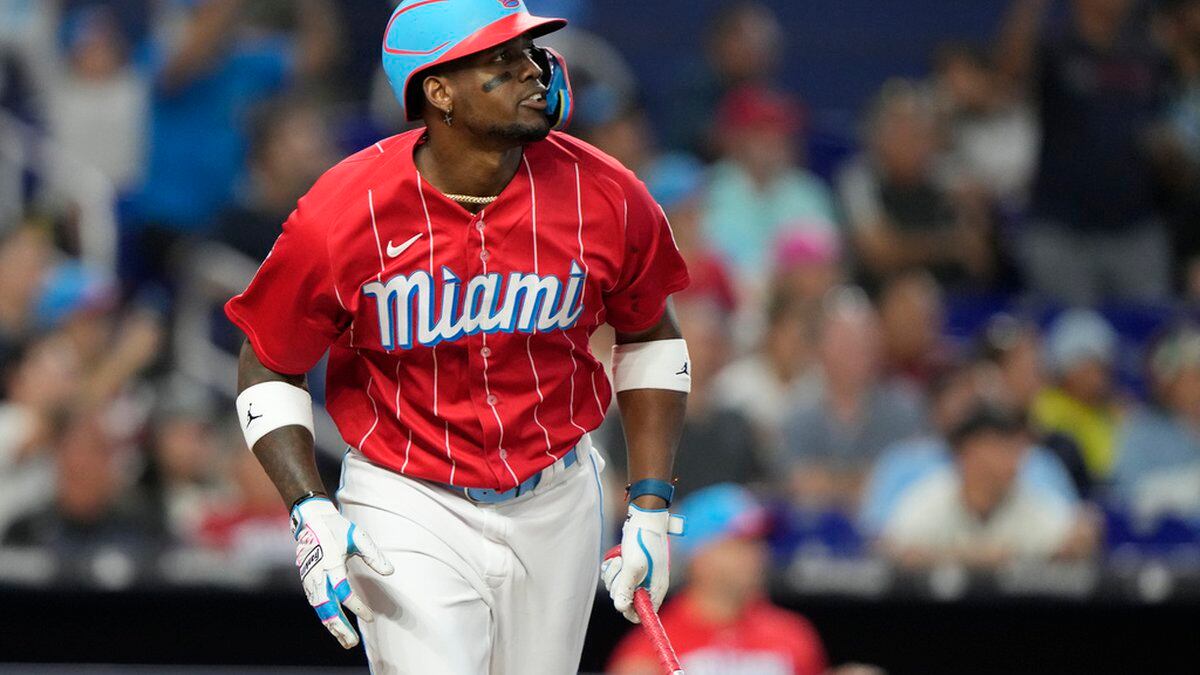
{"left": 642, "top": 153, "right": 738, "bottom": 315}
{"left": 1111, "top": 326, "right": 1200, "bottom": 524}
{"left": 35, "top": 260, "right": 164, "bottom": 412}
{"left": 974, "top": 314, "right": 1092, "bottom": 496}
{"left": 837, "top": 79, "right": 994, "bottom": 293}
{"left": 573, "top": 95, "right": 657, "bottom": 178}
{"left": 667, "top": 1, "right": 785, "bottom": 158}
{"left": 881, "top": 404, "right": 1099, "bottom": 568}
{"left": 771, "top": 229, "right": 844, "bottom": 310}
{"left": 703, "top": 85, "right": 839, "bottom": 298}
{"left": 607, "top": 484, "right": 831, "bottom": 675}
{"left": 1031, "top": 309, "right": 1121, "bottom": 481}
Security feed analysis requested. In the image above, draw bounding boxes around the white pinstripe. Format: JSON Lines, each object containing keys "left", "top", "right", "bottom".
{"left": 562, "top": 163, "right": 593, "bottom": 431}
{"left": 561, "top": 330, "right": 587, "bottom": 434}
{"left": 586, "top": 197, "right": 633, "bottom": 409}
{"left": 478, "top": 210, "right": 520, "bottom": 486}
{"left": 401, "top": 428, "right": 413, "bottom": 473}
{"left": 522, "top": 156, "right": 556, "bottom": 460}
{"left": 393, "top": 360, "right": 402, "bottom": 418}
{"left": 357, "top": 375, "right": 380, "bottom": 452}
{"left": 375, "top": 141, "right": 385, "bottom": 154}
{"left": 416, "top": 171, "right": 453, "bottom": 481}
{"left": 367, "top": 190, "right": 385, "bottom": 281}
{"left": 395, "top": 360, "right": 414, "bottom": 473}
{"left": 444, "top": 421, "right": 455, "bottom": 485}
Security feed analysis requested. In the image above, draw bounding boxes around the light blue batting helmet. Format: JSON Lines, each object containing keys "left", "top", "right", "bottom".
{"left": 382, "top": 0, "right": 567, "bottom": 121}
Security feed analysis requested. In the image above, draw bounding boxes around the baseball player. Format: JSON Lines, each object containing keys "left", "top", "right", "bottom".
{"left": 226, "top": 1, "right": 691, "bottom": 672}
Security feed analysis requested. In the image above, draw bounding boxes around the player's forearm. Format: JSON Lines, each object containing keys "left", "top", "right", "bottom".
{"left": 237, "top": 340, "right": 326, "bottom": 507}
{"left": 616, "top": 387, "right": 686, "bottom": 509}
{"left": 614, "top": 310, "right": 687, "bottom": 510}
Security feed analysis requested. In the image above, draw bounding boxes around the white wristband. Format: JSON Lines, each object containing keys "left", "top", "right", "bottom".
{"left": 236, "top": 381, "right": 315, "bottom": 450}
{"left": 611, "top": 338, "right": 691, "bottom": 393}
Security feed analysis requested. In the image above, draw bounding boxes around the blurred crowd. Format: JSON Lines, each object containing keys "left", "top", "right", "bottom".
{"left": 4, "top": 0, "right": 1200, "bottom": 670}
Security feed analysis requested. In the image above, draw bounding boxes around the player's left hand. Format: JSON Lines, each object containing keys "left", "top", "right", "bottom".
{"left": 601, "top": 505, "right": 684, "bottom": 623}
{"left": 291, "top": 496, "right": 394, "bottom": 649}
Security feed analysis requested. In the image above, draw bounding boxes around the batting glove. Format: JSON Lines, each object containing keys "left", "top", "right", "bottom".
{"left": 291, "top": 497, "right": 394, "bottom": 649}
{"left": 601, "top": 505, "right": 685, "bottom": 623}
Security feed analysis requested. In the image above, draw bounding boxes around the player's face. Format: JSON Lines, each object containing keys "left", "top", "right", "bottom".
{"left": 444, "top": 35, "right": 551, "bottom": 144}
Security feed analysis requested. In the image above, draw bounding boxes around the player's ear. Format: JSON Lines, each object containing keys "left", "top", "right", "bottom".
{"left": 423, "top": 75, "right": 454, "bottom": 119}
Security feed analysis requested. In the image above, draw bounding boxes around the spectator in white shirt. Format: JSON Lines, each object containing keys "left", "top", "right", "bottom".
{"left": 882, "top": 403, "right": 1098, "bottom": 568}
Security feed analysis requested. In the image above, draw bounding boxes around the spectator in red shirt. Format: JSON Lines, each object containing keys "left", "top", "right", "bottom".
{"left": 607, "top": 483, "right": 828, "bottom": 675}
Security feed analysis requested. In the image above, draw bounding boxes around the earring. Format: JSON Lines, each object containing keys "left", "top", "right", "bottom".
{"left": 443, "top": 108, "right": 453, "bottom": 127}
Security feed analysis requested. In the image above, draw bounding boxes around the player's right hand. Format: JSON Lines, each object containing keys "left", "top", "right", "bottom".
{"left": 291, "top": 496, "right": 394, "bottom": 649}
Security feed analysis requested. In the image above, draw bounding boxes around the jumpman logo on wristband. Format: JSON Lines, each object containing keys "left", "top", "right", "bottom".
{"left": 675, "top": 362, "right": 689, "bottom": 376}
{"left": 246, "top": 404, "right": 263, "bottom": 426}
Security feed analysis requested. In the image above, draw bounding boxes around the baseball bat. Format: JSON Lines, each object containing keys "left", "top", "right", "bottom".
{"left": 633, "top": 587, "right": 684, "bottom": 675}
{"left": 605, "top": 546, "right": 685, "bottom": 675}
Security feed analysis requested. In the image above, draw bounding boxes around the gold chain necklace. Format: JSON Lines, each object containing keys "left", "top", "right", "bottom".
{"left": 443, "top": 192, "right": 499, "bottom": 205}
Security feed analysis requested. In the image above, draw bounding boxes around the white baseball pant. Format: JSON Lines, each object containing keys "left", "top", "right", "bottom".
{"left": 337, "top": 435, "right": 605, "bottom": 674}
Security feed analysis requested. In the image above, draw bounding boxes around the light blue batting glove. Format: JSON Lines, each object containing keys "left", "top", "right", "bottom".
{"left": 291, "top": 497, "right": 394, "bottom": 648}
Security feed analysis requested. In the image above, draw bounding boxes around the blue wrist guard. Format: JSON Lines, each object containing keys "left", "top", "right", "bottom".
{"left": 626, "top": 478, "right": 675, "bottom": 506}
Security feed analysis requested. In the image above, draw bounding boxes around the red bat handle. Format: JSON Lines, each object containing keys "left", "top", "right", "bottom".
{"left": 605, "top": 545, "right": 684, "bottom": 675}
{"left": 633, "top": 587, "right": 684, "bottom": 675}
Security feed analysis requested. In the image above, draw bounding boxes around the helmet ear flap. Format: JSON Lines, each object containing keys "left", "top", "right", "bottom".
{"left": 531, "top": 46, "right": 572, "bottom": 131}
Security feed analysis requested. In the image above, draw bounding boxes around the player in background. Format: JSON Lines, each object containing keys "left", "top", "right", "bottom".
{"left": 608, "top": 484, "right": 865, "bottom": 675}
{"left": 225, "top": 1, "right": 690, "bottom": 672}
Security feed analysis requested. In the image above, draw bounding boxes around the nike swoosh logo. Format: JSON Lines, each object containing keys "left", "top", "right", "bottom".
{"left": 387, "top": 233, "right": 423, "bottom": 258}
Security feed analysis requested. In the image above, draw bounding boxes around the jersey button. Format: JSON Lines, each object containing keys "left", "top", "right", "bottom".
{"left": 480, "top": 346, "right": 492, "bottom": 358}
{"left": 486, "top": 394, "right": 499, "bottom": 405}
{"left": 475, "top": 221, "right": 485, "bottom": 232}
{"left": 480, "top": 250, "right": 490, "bottom": 262}
{"left": 499, "top": 449, "right": 508, "bottom": 460}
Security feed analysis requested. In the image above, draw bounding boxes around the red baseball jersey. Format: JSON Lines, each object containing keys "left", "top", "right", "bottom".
{"left": 607, "top": 594, "right": 828, "bottom": 675}
{"left": 226, "top": 129, "right": 689, "bottom": 489}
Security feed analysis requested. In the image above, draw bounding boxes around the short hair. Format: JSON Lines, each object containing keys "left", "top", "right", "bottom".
{"left": 947, "top": 403, "right": 1026, "bottom": 452}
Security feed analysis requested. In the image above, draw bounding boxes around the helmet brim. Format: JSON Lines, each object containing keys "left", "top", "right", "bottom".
{"left": 404, "top": 12, "right": 567, "bottom": 120}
